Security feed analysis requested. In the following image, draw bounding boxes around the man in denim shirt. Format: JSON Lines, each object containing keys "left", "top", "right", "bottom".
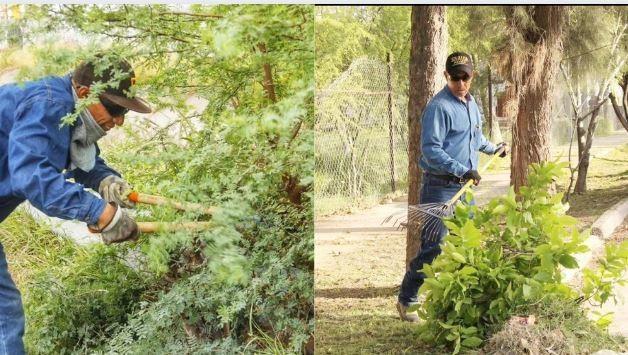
{"left": 397, "top": 52, "right": 508, "bottom": 322}
{"left": 0, "top": 55, "right": 151, "bottom": 353}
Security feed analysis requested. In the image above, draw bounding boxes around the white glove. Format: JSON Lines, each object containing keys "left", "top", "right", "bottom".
{"left": 88, "top": 203, "right": 139, "bottom": 244}
{"left": 98, "top": 175, "right": 135, "bottom": 209}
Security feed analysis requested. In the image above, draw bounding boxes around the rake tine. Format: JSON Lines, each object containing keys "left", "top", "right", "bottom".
{"left": 381, "top": 213, "right": 395, "bottom": 225}
{"left": 394, "top": 214, "right": 409, "bottom": 227}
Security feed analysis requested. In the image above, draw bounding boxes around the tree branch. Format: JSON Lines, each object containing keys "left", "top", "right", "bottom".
{"left": 609, "top": 92, "right": 628, "bottom": 132}
{"left": 157, "top": 11, "right": 223, "bottom": 19}
{"left": 257, "top": 42, "right": 277, "bottom": 103}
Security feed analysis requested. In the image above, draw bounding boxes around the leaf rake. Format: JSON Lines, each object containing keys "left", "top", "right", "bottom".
{"left": 383, "top": 146, "right": 505, "bottom": 242}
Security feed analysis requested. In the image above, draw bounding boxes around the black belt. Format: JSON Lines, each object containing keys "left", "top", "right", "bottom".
{"left": 424, "top": 172, "right": 464, "bottom": 184}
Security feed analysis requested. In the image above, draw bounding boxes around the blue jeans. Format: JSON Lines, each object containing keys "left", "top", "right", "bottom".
{"left": 0, "top": 242, "right": 25, "bottom": 355}
{"left": 398, "top": 174, "right": 469, "bottom": 306}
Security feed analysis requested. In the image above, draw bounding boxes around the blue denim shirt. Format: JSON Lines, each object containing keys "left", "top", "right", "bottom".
{"left": 419, "top": 85, "right": 497, "bottom": 177}
{"left": 0, "top": 75, "right": 120, "bottom": 224}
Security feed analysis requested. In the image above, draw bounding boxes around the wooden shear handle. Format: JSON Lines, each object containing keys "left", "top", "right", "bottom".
{"left": 127, "top": 191, "right": 215, "bottom": 215}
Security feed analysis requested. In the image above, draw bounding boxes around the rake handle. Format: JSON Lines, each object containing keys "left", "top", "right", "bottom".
{"left": 127, "top": 191, "right": 215, "bottom": 215}
{"left": 446, "top": 146, "right": 505, "bottom": 205}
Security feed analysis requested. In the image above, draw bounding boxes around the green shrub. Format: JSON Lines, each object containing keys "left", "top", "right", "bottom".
{"left": 14, "top": 4, "right": 314, "bottom": 353}
{"left": 24, "top": 245, "right": 152, "bottom": 354}
{"left": 415, "top": 161, "right": 628, "bottom": 353}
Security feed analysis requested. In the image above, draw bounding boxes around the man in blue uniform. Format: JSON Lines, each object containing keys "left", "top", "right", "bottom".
{"left": 397, "top": 52, "right": 508, "bottom": 322}
{"left": 0, "top": 55, "right": 151, "bottom": 352}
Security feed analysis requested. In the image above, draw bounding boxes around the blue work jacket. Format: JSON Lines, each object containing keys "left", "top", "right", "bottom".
{"left": 419, "top": 85, "right": 497, "bottom": 178}
{"left": 0, "top": 75, "right": 120, "bottom": 224}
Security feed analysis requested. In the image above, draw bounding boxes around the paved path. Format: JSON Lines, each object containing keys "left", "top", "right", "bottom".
{"left": 601, "top": 283, "right": 628, "bottom": 337}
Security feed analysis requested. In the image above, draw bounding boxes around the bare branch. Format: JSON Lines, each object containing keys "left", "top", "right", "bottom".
{"left": 157, "top": 11, "right": 223, "bottom": 19}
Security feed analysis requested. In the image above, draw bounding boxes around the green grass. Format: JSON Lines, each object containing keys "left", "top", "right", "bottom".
{"left": 558, "top": 143, "right": 628, "bottom": 227}
{"left": 0, "top": 209, "right": 78, "bottom": 288}
{"left": 315, "top": 297, "right": 444, "bottom": 355}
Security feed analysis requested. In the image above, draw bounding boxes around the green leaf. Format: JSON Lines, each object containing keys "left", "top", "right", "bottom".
{"left": 438, "top": 321, "right": 456, "bottom": 329}
{"left": 594, "top": 312, "right": 614, "bottom": 330}
{"left": 492, "top": 204, "right": 507, "bottom": 215}
{"left": 522, "top": 284, "right": 532, "bottom": 299}
{"left": 424, "top": 278, "right": 444, "bottom": 289}
{"left": 460, "top": 326, "right": 477, "bottom": 335}
{"left": 451, "top": 252, "right": 466, "bottom": 263}
{"left": 522, "top": 211, "right": 534, "bottom": 224}
{"left": 461, "top": 336, "right": 483, "bottom": 347}
{"left": 453, "top": 336, "right": 462, "bottom": 354}
{"left": 559, "top": 254, "right": 579, "bottom": 269}
{"left": 460, "top": 220, "right": 482, "bottom": 248}
{"left": 459, "top": 266, "right": 477, "bottom": 276}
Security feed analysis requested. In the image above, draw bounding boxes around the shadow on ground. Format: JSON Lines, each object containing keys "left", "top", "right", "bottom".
{"left": 316, "top": 286, "right": 398, "bottom": 299}
{"left": 565, "top": 183, "right": 628, "bottom": 222}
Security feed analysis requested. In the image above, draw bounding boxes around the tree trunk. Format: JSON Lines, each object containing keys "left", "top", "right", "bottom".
{"left": 510, "top": 6, "right": 568, "bottom": 192}
{"left": 609, "top": 72, "right": 628, "bottom": 132}
{"left": 487, "top": 65, "right": 494, "bottom": 140}
{"left": 406, "top": 5, "right": 447, "bottom": 269}
{"left": 574, "top": 99, "right": 602, "bottom": 193}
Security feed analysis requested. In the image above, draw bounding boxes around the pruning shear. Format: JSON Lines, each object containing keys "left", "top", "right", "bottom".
{"left": 126, "top": 191, "right": 215, "bottom": 234}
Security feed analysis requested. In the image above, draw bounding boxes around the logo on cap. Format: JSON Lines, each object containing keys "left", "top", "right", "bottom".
{"left": 450, "top": 55, "right": 469, "bottom": 66}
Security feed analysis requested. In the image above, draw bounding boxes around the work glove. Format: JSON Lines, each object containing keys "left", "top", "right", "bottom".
{"left": 89, "top": 203, "right": 139, "bottom": 245}
{"left": 495, "top": 142, "right": 508, "bottom": 158}
{"left": 98, "top": 175, "right": 135, "bottom": 209}
{"left": 463, "top": 169, "right": 482, "bottom": 185}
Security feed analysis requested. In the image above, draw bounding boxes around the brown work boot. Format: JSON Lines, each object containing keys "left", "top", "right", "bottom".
{"left": 396, "top": 301, "right": 419, "bottom": 323}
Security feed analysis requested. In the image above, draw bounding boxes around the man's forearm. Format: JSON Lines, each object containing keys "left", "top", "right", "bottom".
{"left": 422, "top": 145, "right": 468, "bottom": 177}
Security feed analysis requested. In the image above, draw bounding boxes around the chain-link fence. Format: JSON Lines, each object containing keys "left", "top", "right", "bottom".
{"left": 315, "top": 57, "right": 409, "bottom": 215}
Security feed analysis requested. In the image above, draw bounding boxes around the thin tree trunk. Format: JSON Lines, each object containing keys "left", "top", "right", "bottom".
{"left": 574, "top": 99, "right": 602, "bottom": 193}
{"left": 406, "top": 5, "right": 447, "bottom": 269}
{"left": 510, "top": 6, "right": 568, "bottom": 192}
{"left": 609, "top": 92, "right": 628, "bottom": 132}
{"left": 572, "top": 22, "right": 626, "bottom": 194}
{"left": 609, "top": 72, "right": 628, "bottom": 132}
{"left": 488, "top": 65, "right": 494, "bottom": 140}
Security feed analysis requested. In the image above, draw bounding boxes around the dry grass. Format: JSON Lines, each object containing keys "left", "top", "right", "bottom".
{"left": 484, "top": 300, "right": 627, "bottom": 354}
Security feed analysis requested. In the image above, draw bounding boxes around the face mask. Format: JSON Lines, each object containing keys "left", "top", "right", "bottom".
{"left": 69, "top": 86, "right": 106, "bottom": 171}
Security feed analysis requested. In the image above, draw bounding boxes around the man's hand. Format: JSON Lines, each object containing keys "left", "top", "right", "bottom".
{"left": 496, "top": 142, "right": 508, "bottom": 158}
{"left": 89, "top": 202, "right": 139, "bottom": 244}
{"left": 463, "top": 169, "right": 482, "bottom": 185}
{"left": 99, "top": 175, "right": 135, "bottom": 208}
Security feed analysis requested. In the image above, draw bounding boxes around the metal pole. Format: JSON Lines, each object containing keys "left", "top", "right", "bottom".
{"left": 386, "top": 52, "right": 396, "bottom": 192}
